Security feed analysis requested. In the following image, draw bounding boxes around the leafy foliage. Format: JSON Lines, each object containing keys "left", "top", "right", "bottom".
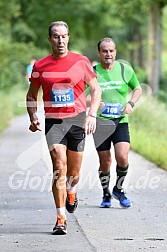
{"left": 0, "top": 0, "right": 167, "bottom": 94}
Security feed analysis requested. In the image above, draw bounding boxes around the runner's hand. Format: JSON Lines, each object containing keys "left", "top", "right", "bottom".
{"left": 83, "top": 115, "right": 96, "bottom": 135}
{"left": 121, "top": 103, "right": 133, "bottom": 115}
{"left": 29, "top": 119, "right": 42, "bottom": 132}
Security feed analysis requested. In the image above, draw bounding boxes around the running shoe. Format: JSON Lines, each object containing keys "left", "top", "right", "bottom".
{"left": 100, "top": 193, "right": 112, "bottom": 208}
{"left": 66, "top": 191, "right": 78, "bottom": 213}
{"left": 112, "top": 187, "right": 132, "bottom": 208}
{"left": 52, "top": 215, "right": 67, "bottom": 235}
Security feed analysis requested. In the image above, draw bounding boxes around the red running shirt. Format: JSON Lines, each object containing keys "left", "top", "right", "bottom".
{"left": 30, "top": 52, "right": 96, "bottom": 119}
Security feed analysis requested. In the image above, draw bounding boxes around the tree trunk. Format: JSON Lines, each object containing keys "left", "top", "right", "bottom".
{"left": 147, "top": 2, "right": 162, "bottom": 96}
{"left": 128, "top": 26, "right": 144, "bottom": 68}
{"left": 138, "top": 30, "right": 144, "bottom": 68}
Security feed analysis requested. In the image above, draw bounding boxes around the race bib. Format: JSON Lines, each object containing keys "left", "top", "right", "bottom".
{"left": 101, "top": 102, "right": 123, "bottom": 118}
{"left": 50, "top": 88, "right": 75, "bottom": 107}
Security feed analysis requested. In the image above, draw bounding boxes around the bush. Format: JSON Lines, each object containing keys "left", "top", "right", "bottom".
{"left": 0, "top": 38, "right": 48, "bottom": 90}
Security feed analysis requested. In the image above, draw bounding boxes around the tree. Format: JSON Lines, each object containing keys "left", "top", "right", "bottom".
{"left": 104, "top": 0, "right": 167, "bottom": 95}
{"left": 1, "top": 0, "right": 167, "bottom": 95}
{"left": 147, "top": 0, "right": 167, "bottom": 95}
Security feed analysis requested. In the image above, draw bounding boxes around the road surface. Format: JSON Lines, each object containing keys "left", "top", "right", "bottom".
{"left": 0, "top": 112, "right": 167, "bottom": 252}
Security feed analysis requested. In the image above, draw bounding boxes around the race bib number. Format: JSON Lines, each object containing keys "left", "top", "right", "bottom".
{"left": 50, "top": 88, "right": 75, "bottom": 107}
{"left": 101, "top": 103, "right": 123, "bottom": 118}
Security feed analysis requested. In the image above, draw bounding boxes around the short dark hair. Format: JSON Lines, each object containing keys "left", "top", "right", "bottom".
{"left": 97, "top": 37, "right": 116, "bottom": 51}
{"left": 48, "top": 21, "right": 69, "bottom": 38}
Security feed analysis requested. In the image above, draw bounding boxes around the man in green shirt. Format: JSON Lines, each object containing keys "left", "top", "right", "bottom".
{"left": 93, "top": 37, "right": 142, "bottom": 208}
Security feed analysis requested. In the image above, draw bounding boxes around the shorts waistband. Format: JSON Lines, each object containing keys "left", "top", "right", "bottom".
{"left": 45, "top": 112, "right": 86, "bottom": 124}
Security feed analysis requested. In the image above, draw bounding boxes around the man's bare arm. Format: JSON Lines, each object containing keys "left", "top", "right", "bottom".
{"left": 87, "top": 77, "right": 101, "bottom": 115}
{"left": 122, "top": 85, "right": 142, "bottom": 115}
{"left": 83, "top": 77, "right": 101, "bottom": 134}
{"left": 26, "top": 83, "right": 41, "bottom": 132}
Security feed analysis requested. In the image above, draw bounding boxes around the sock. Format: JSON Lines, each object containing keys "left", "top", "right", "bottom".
{"left": 114, "top": 164, "right": 129, "bottom": 192}
{"left": 99, "top": 171, "right": 111, "bottom": 196}
{"left": 66, "top": 181, "right": 76, "bottom": 193}
{"left": 56, "top": 207, "right": 66, "bottom": 216}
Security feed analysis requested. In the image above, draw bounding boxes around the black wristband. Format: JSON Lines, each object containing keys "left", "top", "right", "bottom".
{"left": 128, "top": 101, "right": 135, "bottom": 108}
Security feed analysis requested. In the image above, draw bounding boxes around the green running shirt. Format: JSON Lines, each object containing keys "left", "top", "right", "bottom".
{"left": 92, "top": 61, "right": 140, "bottom": 123}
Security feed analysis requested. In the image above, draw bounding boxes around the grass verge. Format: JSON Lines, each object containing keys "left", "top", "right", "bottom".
{"left": 129, "top": 96, "right": 167, "bottom": 170}
{"left": 0, "top": 86, "right": 27, "bottom": 133}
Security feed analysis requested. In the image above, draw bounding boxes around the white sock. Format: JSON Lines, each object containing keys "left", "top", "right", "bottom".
{"left": 66, "top": 181, "right": 76, "bottom": 193}
{"left": 56, "top": 207, "right": 66, "bottom": 216}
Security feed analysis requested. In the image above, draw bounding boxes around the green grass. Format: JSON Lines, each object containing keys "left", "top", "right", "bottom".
{"left": 0, "top": 86, "right": 27, "bottom": 132}
{"left": 129, "top": 96, "right": 167, "bottom": 170}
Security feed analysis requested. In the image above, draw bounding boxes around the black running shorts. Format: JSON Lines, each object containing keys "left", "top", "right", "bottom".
{"left": 45, "top": 112, "right": 86, "bottom": 152}
{"left": 93, "top": 122, "right": 130, "bottom": 151}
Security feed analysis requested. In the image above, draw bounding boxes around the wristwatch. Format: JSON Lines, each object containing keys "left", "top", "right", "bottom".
{"left": 128, "top": 100, "right": 135, "bottom": 108}
{"left": 88, "top": 111, "right": 96, "bottom": 118}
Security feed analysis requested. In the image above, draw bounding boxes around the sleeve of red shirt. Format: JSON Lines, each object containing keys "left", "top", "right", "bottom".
{"left": 83, "top": 57, "right": 97, "bottom": 83}
{"left": 29, "top": 63, "right": 41, "bottom": 88}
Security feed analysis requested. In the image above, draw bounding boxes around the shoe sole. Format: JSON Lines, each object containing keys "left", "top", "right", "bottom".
{"left": 52, "top": 228, "right": 67, "bottom": 235}
{"left": 100, "top": 205, "right": 111, "bottom": 208}
{"left": 100, "top": 202, "right": 111, "bottom": 208}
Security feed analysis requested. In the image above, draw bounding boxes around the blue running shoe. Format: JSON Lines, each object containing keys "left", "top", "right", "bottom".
{"left": 112, "top": 188, "right": 131, "bottom": 208}
{"left": 100, "top": 193, "right": 112, "bottom": 208}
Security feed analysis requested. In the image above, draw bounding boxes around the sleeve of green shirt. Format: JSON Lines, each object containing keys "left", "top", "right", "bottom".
{"left": 124, "top": 64, "right": 140, "bottom": 90}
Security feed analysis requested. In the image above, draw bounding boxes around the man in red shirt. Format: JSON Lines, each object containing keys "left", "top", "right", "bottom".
{"left": 26, "top": 21, "right": 101, "bottom": 235}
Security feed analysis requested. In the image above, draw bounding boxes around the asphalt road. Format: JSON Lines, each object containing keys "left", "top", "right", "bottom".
{"left": 0, "top": 111, "right": 167, "bottom": 252}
